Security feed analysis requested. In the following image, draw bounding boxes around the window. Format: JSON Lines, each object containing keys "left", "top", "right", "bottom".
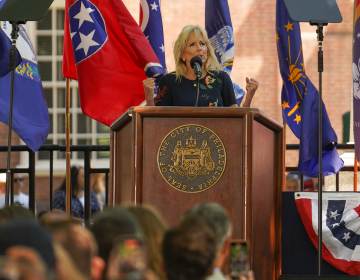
{"left": 30, "top": 7, "right": 109, "bottom": 169}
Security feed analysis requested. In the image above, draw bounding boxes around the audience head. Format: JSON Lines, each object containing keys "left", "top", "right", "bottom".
{"left": 174, "top": 24, "right": 221, "bottom": 78}
{"left": 59, "top": 166, "right": 84, "bottom": 196}
{"left": 183, "top": 202, "right": 232, "bottom": 271}
{"left": 163, "top": 216, "right": 217, "bottom": 280}
{"left": 285, "top": 172, "right": 300, "bottom": 191}
{"left": 0, "top": 220, "right": 55, "bottom": 275}
{"left": 43, "top": 218, "right": 99, "bottom": 278}
{"left": 90, "top": 207, "right": 142, "bottom": 264}
{"left": 0, "top": 205, "right": 34, "bottom": 224}
{"left": 183, "top": 202, "right": 231, "bottom": 250}
{"left": 127, "top": 205, "right": 167, "bottom": 280}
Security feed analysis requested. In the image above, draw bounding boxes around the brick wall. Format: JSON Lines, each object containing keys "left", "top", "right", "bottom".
{"left": 123, "top": 0, "right": 354, "bottom": 166}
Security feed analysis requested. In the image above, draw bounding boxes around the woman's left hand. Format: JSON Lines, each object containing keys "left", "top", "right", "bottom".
{"left": 245, "top": 77, "right": 259, "bottom": 95}
{"left": 242, "top": 77, "right": 259, "bottom": 107}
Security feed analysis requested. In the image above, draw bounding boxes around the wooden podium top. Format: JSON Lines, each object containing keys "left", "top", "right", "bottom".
{"left": 111, "top": 106, "right": 282, "bottom": 132}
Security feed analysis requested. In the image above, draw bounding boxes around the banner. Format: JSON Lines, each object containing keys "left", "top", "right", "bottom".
{"left": 296, "top": 192, "right": 360, "bottom": 275}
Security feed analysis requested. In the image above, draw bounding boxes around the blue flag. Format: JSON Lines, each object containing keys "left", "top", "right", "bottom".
{"left": 276, "top": 0, "right": 343, "bottom": 177}
{"left": 0, "top": 28, "right": 21, "bottom": 77}
{"left": 205, "top": 0, "right": 244, "bottom": 104}
{"left": 0, "top": 22, "right": 49, "bottom": 151}
{"left": 140, "top": 0, "right": 166, "bottom": 77}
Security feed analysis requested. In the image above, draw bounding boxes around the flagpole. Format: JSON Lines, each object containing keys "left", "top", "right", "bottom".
{"left": 354, "top": 158, "right": 358, "bottom": 192}
{"left": 283, "top": 121, "right": 287, "bottom": 191}
{"left": 65, "top": 78, "right": 71, "bottom": 216}
{"left": 5, "top": 22, "right": 21, "bottom": 207}
{"left": 315, "top": 23, "right": 325, "bottom": 277}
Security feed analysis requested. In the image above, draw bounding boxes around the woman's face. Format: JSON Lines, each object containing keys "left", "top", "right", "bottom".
{"left": 182, "top": 32, "right": 208, "bottom": 69}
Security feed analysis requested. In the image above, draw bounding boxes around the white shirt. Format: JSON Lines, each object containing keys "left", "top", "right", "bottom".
{"left": 13, "top": 192, "right": 29, "bottom": 208}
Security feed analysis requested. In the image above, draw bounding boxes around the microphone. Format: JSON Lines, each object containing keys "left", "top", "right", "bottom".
{"left": 190, "top": 56, "right": 202, "bottom": 79}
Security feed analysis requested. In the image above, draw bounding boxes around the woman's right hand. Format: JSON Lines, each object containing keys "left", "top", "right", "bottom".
{"left": 143, "top": 78, "right": 156, "bottom": 106}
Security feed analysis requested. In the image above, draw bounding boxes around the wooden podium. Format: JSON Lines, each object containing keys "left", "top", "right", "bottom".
{"left": 110, "top": 106, "right": 283, "bottom": 280}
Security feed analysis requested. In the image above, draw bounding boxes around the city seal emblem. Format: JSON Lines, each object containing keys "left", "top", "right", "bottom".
{"left": 157, "top": 124, "right": 226, "bottom": 193}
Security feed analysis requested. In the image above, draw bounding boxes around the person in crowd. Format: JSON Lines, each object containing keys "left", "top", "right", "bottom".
{"left": 54, "top": 243, "right": 87, "bottom": 280}
{"left": 12, "top": 174, "right": 29, "bottom": 208}
{"left": 0, "top": 220, "right": 56, "bottom": 279}
{"left": 163, "top": 216, "right": 217, "bottom": 280}
{"left": 91, "top": 173, "right": 106, "bottom": 210}
{"left": 143, "top": 25, "right": 259, "bottom": 107}
{"left": 41, "top": 214, "right": 105, "bottom": 280}
{"left": 90, "top": 207, "right": 143, "bottom": 277}
{"left": 53, "top": 166, "right": 100, "bottom": 219}
{"left": 0, "top": 173, "right": 5, "bottom": 208}
{"left": 183, "top": 203, "right": 255, "bottom": 280}
{"left": 182, "top": 202, "right": 231, "bottom": 280}
{"left": 127, "top": 205, "right": 167, "bottom": 280}
{"left": 285, "top": 172, "right": 301, "bottom": 192}
{"left": 2, "top": 246, "right": 48, "bottom": 280}
{"left": 0, "top": 205, "right": 34, "bottom": 224}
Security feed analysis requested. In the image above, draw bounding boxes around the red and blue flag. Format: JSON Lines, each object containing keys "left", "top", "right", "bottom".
{"left": 62, "top": 0, "right": 161, "bottom": 126}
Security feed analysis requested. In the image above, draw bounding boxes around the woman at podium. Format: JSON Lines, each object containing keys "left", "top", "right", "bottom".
{"left": 143, "top": 25, "right": 259, "bottom": 107}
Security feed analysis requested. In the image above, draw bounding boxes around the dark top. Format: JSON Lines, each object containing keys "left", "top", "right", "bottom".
{"left": 155, "top": 70, "right": 236, "bottom": 107}
{"left": 53, "top": 190, "right": 100, "bottom": 219}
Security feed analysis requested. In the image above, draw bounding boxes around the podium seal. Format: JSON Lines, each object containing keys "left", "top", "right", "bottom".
{"left": 157, "top": 124, "right": 226, "bottom": 193}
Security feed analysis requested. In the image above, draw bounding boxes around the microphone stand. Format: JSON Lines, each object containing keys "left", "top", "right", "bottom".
{"left": 312, "top": 22, "right": 327, "bottom": 276}
{"left": 194, "top": 76, "right": 200, "bottom": 107}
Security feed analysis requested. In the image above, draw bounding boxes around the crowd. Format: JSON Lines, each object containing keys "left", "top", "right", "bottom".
{"left": 0, "top": 202, "right": 254, "bottom": 280}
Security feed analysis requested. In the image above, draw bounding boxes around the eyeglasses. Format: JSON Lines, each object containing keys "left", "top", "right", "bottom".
{"left": 14, "top": 178, "right": 24, "bottom": 183}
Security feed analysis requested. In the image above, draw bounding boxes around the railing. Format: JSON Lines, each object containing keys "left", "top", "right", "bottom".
{"left": 286, "top": 143, "right": 356, "bottom": 192}
{"left": 0, "top": 144, "right": 110, "bottom": 224}
{"left": 0, "top": 143, "right": 356, "bottom": 223}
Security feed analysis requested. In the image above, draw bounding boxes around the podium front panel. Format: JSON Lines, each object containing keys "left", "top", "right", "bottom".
{"left": 141, "top": 117, "right": 246, "bottom": 237}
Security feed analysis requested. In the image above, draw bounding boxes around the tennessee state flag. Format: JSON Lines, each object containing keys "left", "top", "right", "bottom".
{"left": 62, "top": 0, "right": 160, "bottom": 126}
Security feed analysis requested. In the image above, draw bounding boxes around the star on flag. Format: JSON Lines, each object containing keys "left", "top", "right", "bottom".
{"left": 73, "top": 2, "right": 94, "bottom": 28}
{"left": 150, "top": 1, "right": 158, "bottom": 11}
{"left": 76, "top": 30, "right": 99, "bottom": 55}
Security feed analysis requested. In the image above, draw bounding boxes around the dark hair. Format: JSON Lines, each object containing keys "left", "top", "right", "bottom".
{"left": 0, "top": 205, "right": 34, "bottom": 224}
{"left": 90, "top": 207, "right": 142, "bottom": 264}
{"left": 183, "top": 202, "right": 231, "bottom": 249}
{"left": 162, "top": 217, "right": 216, "bottom": 280}
{"left": 58, "top": 166, "right": 82, "bottom": 196}
{"left": 0, "top": 220, "right": 56, "bottom": 272}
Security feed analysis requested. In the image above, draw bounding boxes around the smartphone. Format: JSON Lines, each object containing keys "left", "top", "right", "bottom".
{"left": 229, "top": 239, "right": 250, "bottom": 279}
{"left": 107, "top": 236, "right": 147, "bottom": 280}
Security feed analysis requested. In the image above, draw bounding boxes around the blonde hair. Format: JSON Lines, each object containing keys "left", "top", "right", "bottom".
{"left": 173, "top": 25, "right": 221, "bottom": 80}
